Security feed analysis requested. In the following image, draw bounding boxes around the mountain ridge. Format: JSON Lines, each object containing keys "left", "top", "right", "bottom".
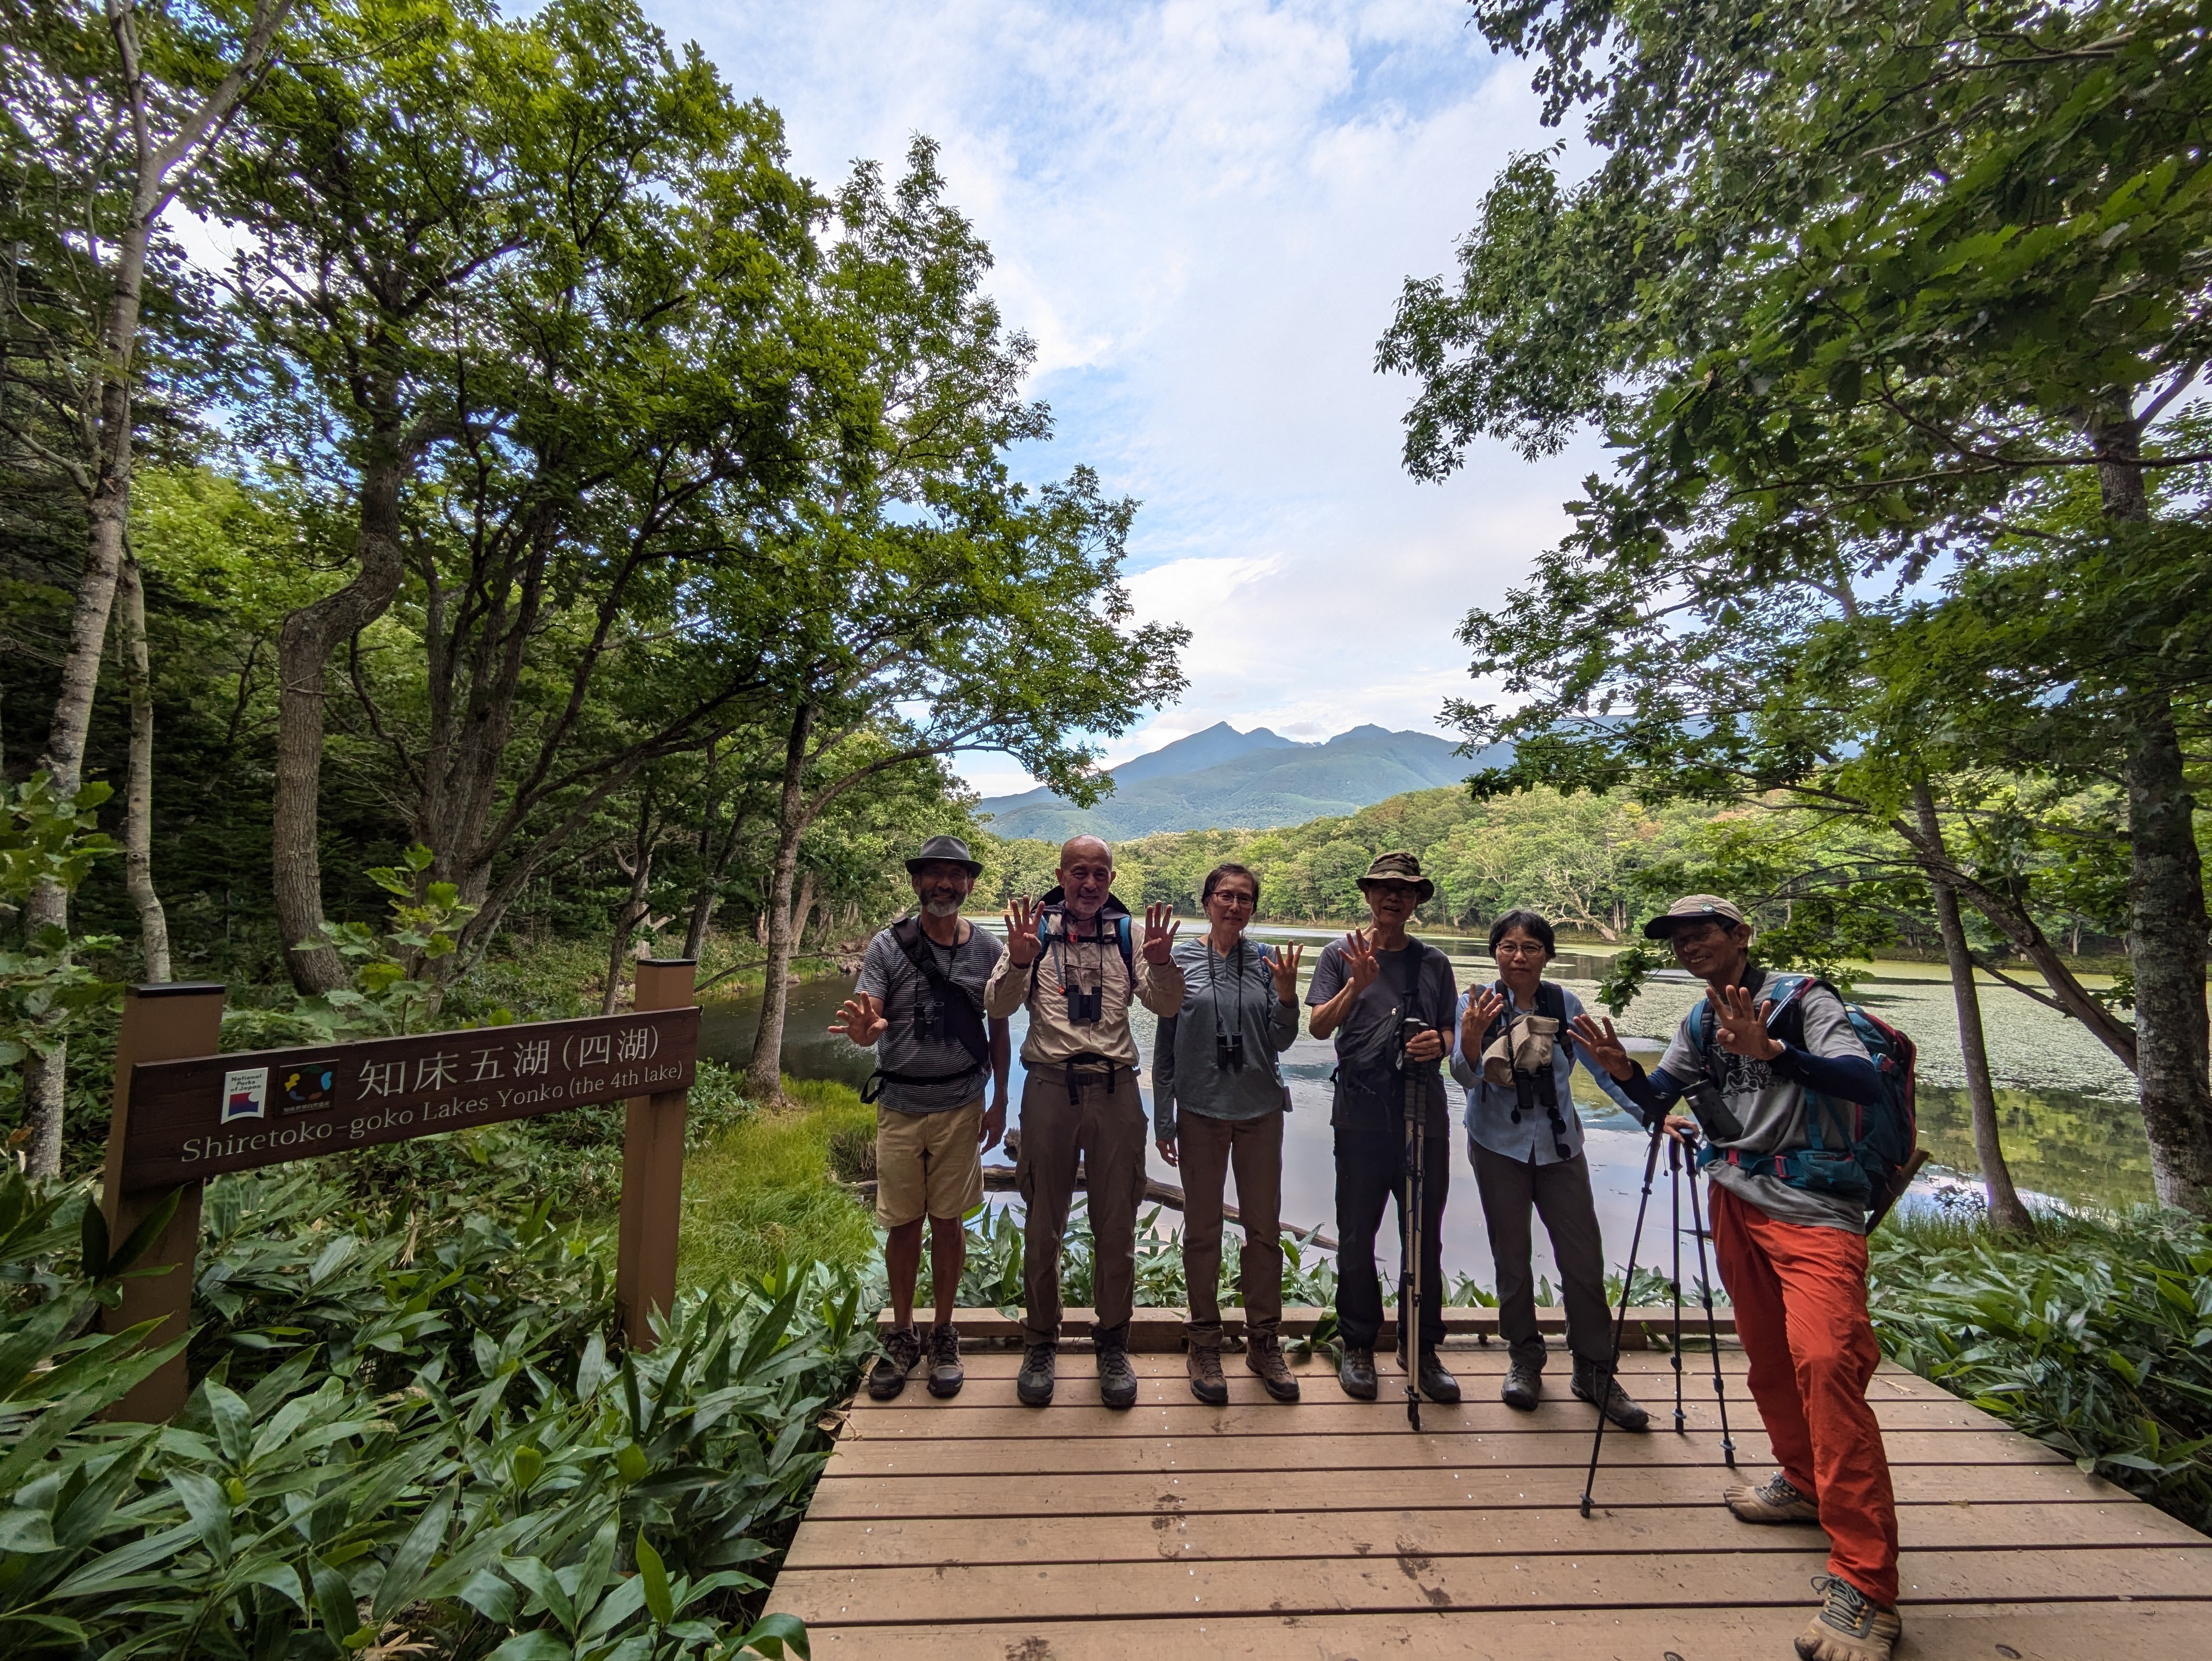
{"left": 979, "top": 723, "right": 1504, "bottom": 840}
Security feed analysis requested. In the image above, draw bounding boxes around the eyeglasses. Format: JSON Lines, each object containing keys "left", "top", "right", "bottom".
{"left": 1493, "top": 941, "right": 1548, "bottom": 957}
{"left": 1209, "top": 892, "right": 1256, "bottom": 910}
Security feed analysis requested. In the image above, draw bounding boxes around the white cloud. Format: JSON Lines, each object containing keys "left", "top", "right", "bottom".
{"left": 653, "top": 0, "right": 1601, "bottom": 795}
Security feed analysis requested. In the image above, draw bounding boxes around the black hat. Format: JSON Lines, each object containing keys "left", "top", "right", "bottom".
{"left": 906, "top": 835, "right": 984, "bottom": 879}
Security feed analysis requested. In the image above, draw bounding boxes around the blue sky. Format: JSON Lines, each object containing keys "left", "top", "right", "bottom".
{"left": 657, "top": 1, "right": 1607, "bottom": 795}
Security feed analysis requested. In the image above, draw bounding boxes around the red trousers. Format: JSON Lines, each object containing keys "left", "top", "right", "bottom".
{"left": 1710, "top": 1185, "right": 1899, "bottom": 1606}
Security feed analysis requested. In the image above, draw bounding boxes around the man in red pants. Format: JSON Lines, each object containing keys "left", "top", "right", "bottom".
{"left": 1576, "top": 896, "right": 1899, "bottom": 1661}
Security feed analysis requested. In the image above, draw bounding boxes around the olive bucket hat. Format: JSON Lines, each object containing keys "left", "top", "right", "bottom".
{"left": 1357, "top": 850, "right": 1434, "bottom": 902}
{"left": 905, "top": 834, "right": 984, "bottom": 879}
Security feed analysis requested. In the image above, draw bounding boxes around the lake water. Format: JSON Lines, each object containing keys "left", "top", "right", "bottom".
{"left": 700, "top": 921, "right": 2152, "bottom": 1288}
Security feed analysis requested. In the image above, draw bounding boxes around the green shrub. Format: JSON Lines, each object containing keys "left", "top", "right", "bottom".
{"left": 0, "top": 1158, "right": 864, "bottom": 1658}
{"left": 1870, "top": 1207, "right": 2212, "bottom": 1531}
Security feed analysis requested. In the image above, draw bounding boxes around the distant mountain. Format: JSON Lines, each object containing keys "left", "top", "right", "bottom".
{"left": 979, "top": 723, "right": 1505, "bottom": 840}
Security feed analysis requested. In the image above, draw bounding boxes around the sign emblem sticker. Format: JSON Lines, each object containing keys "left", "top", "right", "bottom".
{"left": 281, "top": 1062, "right": 337, "bottom": 1115}
{"left": 220, "top": 1067, "right": 270, "bottom": 1124}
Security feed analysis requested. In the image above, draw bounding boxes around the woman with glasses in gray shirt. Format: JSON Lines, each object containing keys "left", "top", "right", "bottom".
{"left": 1153, "top": 863, "right": 1303, "bottom": 1406}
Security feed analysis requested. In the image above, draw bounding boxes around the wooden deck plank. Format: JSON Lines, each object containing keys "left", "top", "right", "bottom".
{"left": 769, "top": 1544, "right": 2212, "bottom": 1626}
{"left": 785, "top": 1604, "right": 2212, "bottom": 1660}
{"left": 842, "top": 1394, "right": 2005, "bottom": 1439}
{"left": 820, "top": 1426, "right": 2063, "bottom": 1479}
{"left": 783, "top": 1498, "right": 2209, "bottom": 1570}
{"left": 801, "top": 1462, "right": 2146, "bottom": 1518}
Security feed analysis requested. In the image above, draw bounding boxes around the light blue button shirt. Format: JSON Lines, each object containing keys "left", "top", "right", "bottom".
{"left": 1448, "top": 980, "right": 1641, "bottom": 1163}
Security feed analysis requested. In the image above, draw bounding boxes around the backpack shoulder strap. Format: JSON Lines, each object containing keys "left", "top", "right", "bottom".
{"left": 1536, "top": 979, "right": 1572, "bottom": 1058}
{"left": 1114, "top": 914, "right": 1134, "bottom": 974}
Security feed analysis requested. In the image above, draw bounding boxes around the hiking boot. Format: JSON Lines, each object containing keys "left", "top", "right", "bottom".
{"left": 1245, "top": 1332, "right": 1300, "bottom": 1403}
{"left": 925, "top": 1323, "right": 963, "bottom": 1398}
{"left": 1415, "top": 1351, "right": 1461, "bottom": 1404}
{"left": 1501, "top": 1357, "right": 1542, "bottom": 1411}
{"left": 1338, "top": 1345, "right": 1378, "bottom": 1400}
{"left": 1016, "top": 1341, "right": 1056, "bottom": 1407}
{"left": 866, "top": 1326, "right": 921, "bottom": 1401}
{"left": 1187, "top": 1341, "right": 1228, "bottom": 1405}
{"left": 1795, "top": 1573, "right": 1902, "bottom": 1661}
{"left": 1094, "top": 1330, "right": 1138, "bottom": 1410}
{"left": 1571, "top": 1358, "right": 1650, "bottom": 1431}
{"left": 1724, "top": 1471, "right": 1822, "bottom": 1525}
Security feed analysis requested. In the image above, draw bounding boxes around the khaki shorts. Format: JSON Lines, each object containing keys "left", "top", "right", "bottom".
{"left": 876, "top": 1100, "right": 985, "bottom": 1227}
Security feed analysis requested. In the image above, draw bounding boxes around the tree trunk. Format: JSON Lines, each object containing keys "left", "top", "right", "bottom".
{"left": 2093, "top": 410, "right": 2212, "bottom": 1213}
{"left": 118, "top": 551, "right": 170, "bottom": 981}
{"left": 743, "top": 701, "right": 813, "bottom": 1100}
{"left": 2122, "top": 699, "right": 2212, "bottom": 1212}
{"left": 273, "top": 432, "right": 407, "bottom": 993}
{"left": 602, "top": 790, "right": 658, "bottom": 1016}
{"left": 1913, "top": 781, "right": 2030, "bottom": 1230}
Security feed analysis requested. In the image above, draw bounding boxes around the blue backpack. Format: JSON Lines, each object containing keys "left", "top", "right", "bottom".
{"left": 1689, "top": 973, "right": 1921, "bottom": 1215}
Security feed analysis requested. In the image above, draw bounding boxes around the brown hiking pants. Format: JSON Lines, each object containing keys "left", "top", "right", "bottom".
{"left": 1016, "top": 1066, "right": 1149, "bottom": 1345}
{"left": 1178, "top": 1108, "right": 1284, "bottom": 1345}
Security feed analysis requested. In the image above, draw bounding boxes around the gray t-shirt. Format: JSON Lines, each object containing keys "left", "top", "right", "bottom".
{"left": 1307, "top": 937, "right": 1457, "bottom": 1135}
{"left": 1658, "top": 976, "right": 1872, "bottom": 1232}
{"left": 854, "top": 920, "right": 1003, "bottom": 1114}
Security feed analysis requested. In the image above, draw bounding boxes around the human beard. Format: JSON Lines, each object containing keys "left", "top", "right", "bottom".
{"left": 921, "top": 896, "right": 962, "bottom": 919}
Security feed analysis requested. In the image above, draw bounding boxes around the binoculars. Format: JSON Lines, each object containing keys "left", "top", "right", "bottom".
{"left": 1216, "top": 1031, "right": 1246, "bottom": 1071}
{"left": 1064, "top": 982, "right": 1103, "bottom": 1026}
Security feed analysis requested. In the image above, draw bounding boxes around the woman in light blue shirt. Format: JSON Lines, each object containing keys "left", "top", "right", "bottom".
{"left": 1449, "top": 908, "right": 1650, "bottom": 1429}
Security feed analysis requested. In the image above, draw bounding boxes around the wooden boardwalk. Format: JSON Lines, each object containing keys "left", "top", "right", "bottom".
{"left": 768, "top": 1338, "right": 2212, "bottom": 1659}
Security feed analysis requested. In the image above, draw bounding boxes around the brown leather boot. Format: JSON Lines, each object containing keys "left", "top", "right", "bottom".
{"left": 1186, "top": 1341, "right": 1228, "bottom": 1405}
{"left": 1245, "top": 1332, "right": 1300, "bottom": 1402}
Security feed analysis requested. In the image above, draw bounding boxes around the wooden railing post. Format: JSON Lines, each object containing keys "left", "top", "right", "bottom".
{"left": 100, "top": 982, "right": 226, "bottom": 1421}
{"left": 618, "top": 959, "right": 697, "bottom": 1350}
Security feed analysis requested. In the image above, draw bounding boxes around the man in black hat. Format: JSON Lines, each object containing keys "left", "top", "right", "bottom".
{"left": 1307, "top": 850, "right": 1461, "bottom": 1403}
{"left": 831, "top": 835, "right": 1010, "bottom": 1402}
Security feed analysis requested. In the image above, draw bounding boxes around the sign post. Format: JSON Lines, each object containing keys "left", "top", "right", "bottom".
{"left": 100, "top": 983, "right": 228, "bottom": 1423}
{"left": 100, "top": 989, "right": 703, "bottom": 1418}
{"left": 618, "top": 959, "right": 696, "bottom": 1349}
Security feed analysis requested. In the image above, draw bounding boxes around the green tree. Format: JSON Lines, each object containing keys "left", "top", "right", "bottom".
{"left": 735, "top": 142, "right": 1187, "bottom": 1097}
{"left": 1381, "top": 0, "right": 2212, "bottom": 1207}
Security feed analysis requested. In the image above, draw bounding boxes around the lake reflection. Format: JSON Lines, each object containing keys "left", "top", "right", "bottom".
{"left": 700, "top": 920, "right": 2157, "bottom": 1287}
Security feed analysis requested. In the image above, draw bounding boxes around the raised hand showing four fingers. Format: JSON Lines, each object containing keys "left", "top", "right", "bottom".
{"left": 1341, "top": 928, "right": 1381, "bottom": 992}
{"left": 1141, "top": 901, "right": 1181, "bottom": 965}
{"left": 1004, "top": 895, "right": 1043, "bottom": 965}
{"left": 1266, "top": 941, "right": 1303, "bottom": 1004}
{"left": 1461, "top": 985, "right": 1506, "bottom": 1055}
{"left": 1570, "top": 1011, "right": 1634, "bottom": 1081}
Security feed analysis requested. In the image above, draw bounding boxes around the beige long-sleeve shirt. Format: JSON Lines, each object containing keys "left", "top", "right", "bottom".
{"left": 983, "top": 908, "right": 1185, "bottom": 1068}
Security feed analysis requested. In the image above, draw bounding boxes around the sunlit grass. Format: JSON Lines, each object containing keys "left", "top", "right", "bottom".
{"left": 679, "top": 1076, "right": 879, "bottom": 1288}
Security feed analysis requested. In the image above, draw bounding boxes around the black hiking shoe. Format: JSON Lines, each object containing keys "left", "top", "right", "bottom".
{"left": 1501, "top": 1357, "right": 1542, "bottom": 1411}
{"left": 1416, "top": 1351, "right": 1461, "bottom": 1404}
{"left": 1338, "top": 1345, "right": 1378, "bottom": 1400}
{"left": 1095, "top": 1329, "right": 1138, "bottom": 1410}
{"left": 867, "top": 1326, "right": 921, "bottom": 1401}
{"left": 1187, "top": 1341, "right": 1228, "bottom": 1404}
{"left": 1571, "top": 1358, "right": 1651, "bottom": 1431}
{"left": 1016, "top": 1341, "right": 1056, "bottom": 1407}
{"left": 925, "top": 1323, "right": 963, "bottom": 1398}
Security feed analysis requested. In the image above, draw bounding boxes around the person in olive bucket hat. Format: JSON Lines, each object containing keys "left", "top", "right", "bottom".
{"left": 830, "top": 835, "right": 1011, "bottom": 1403}
{"left": 1306, "top": 851, "right": 1461, "bottom": 1403}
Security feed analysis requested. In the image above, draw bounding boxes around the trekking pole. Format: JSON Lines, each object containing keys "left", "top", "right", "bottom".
{"left": 1399, "top": 1018, "right": 1427, "bottom": 1433}
{"left": 1669, "top": 1131, "right": 1685, "bottom": 1435}
{"left": 1580, "top": 1116, "right": 1666, "bottom": 1518}
{"left": 1680, "top": 1130, "right": 1737, "bottom": 1468}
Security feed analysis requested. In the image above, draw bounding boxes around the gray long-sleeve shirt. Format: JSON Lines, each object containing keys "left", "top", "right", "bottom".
{"left": 1151, "top": 935, "right": 1298, "bottom": 1140}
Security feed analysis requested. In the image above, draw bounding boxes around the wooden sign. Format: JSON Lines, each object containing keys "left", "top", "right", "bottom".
{"left": 115, "top": 1007, "right": 699, "bottom": 1193}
